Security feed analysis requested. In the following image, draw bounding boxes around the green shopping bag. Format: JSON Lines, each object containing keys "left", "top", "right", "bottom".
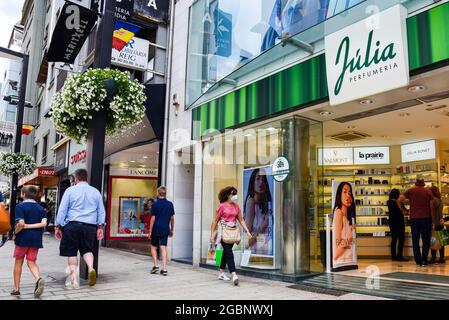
{"left": 436, "top": 229, "right": 449, "bottom": 247}
{"left": 215, "top": 248, "right": 224, "bottom": 266}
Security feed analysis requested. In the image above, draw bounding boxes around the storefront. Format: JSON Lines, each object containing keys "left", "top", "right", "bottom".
{"left": 18, "top": 167, "right": 59, "bottom": 206}
{"left": 187, "top": 0, "right": 449, "bottom": 279}
{"left": 51, "top": 138, "right": 71, "bottom": 227}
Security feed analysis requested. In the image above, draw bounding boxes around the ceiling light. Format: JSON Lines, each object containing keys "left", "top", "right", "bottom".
{"left": 430, "top": 125, "right": 440, "bottom": 129}
{"left": 347, "top": 125, "right": 356, "bottom": 129}
{"left": 266, "top": 127, "right": 277, "bottom": 131}
{"left": 359, "top": 99, "right": 374, "bottom": 105}
{"left": 404, "top": 130, "right": 412, "bottom": 134}
{"left": 225, "top": 139, "right": 233, "bottom": 142}
{"left": 381, "top": 135, "right": 389, "bottom": 138}
{"left": 143, "top": 156, "right": 148, "bottom": 159}
{"left": 130, "top": 160, "right": 136, "bottom": 163}
{"left": 399, "top": 112, "right": 411, "bottom": 117}
{"left": 319, "top": 111, "right": 333, "bottom": 116}
{"left": 408, "top": 85, "right": 426, "bottom": 93}
{"left": 244, "top": 133, "right": 253, "bottom": 137}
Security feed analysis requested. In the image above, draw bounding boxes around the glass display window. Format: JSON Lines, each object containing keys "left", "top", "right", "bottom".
{"left": 107, "top": 176, "right": 158, "bottom": 240}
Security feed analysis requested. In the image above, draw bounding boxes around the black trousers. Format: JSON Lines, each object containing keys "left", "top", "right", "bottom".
{"left": 220, "top": 241, "right": 236, "bottom": 273}
{"left": 431, "top": 247, "right": 445, "bottom": 260}
{"left": 390, "top": 226, "right": 405, "bottom": 259}
{"left": 410, "top": 218, "right": 432, "bottom": 265}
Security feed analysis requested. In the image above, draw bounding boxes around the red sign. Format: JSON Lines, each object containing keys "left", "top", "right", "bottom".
{"left": 38, "top": 168, "right": 55, "bottom": 176}
{"left": 71, "top": 150, "right": 87, "bottom": 165}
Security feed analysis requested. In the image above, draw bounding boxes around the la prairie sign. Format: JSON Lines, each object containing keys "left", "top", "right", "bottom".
{"left": 325, "top": 5, "right": 409, "bottom": 106}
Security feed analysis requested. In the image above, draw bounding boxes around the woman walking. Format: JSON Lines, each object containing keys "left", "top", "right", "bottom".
{"left": 430, "top": 186, "right": 445, "bottom": 264}
{"left": 210, "top": 187, "right": 252, "bottom": 286}
{"left": 387, "top": 189, "right": 408, "bottom": 262}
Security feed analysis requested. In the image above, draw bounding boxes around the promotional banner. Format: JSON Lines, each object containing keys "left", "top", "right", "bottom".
{"left": 353, "top": 146, "right": 390, "bottom": 165}
{"left": 111, "top": 37, "right": 149, "bottom": 71}
{"left": 318, "top": 148, "right": 353, "bottom": 166}
{"left": 325, "top": 4, "right": 409, "bottom": 105}
{"left": 331, "top": 181, "right": 357, "bottom": 271}
{"left": 242, "top": 166, "right": 275, "bottom": 267}
{"left": 47, "top": 2, "right": 98, "bottom": 63}
{"left": 401, "top": 140, "right": 436, "bottom": 163}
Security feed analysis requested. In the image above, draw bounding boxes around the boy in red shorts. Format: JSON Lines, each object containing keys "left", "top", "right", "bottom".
{"left": 11, "top": 185, "right": 47, "bottom": 298}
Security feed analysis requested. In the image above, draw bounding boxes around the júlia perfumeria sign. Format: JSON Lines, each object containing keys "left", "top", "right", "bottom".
{"left": 325, "top": 5, "right": 409, "bottom": 106}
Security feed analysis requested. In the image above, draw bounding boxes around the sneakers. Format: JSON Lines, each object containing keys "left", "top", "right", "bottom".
{"left": 65, "top": 275, "right": 80, "bottom": 290}
{"left": 151, "top": 266, "right": 160, "bottom": 274}
{"left": 218, "top": 273, "right": 230, "bottom": 281}
{"left": 88, "top": 269, "right": 97, "bottom": 286}
{"left": 34, "top": 278, "right": 45, "bottom": 298}
{"left": 160, "top": 270, "right": 168, "bottom": 276}
{"left": 232, "top": 274, "right": 239, "bottom": 286}
{"left": 439, "top": 258, "right": 446, "bottom": 264}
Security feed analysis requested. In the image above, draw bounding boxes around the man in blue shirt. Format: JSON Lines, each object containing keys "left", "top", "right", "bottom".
{"left": 149, "top": 186, "right": 175, "bottom": 276}
{"left": 55, "top": 169, "right": 105, "bottom": 288}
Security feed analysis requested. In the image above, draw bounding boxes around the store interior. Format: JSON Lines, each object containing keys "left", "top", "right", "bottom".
{"left": 301, "top": 66, "right": 449, "bottom": 277}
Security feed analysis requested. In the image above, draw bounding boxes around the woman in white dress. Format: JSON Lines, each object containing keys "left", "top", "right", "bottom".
{"left": 332, "top": 182, "right": 356, "bottom": 265}
{"left": 244, "top": 168, "right": 273, "bottom": 256}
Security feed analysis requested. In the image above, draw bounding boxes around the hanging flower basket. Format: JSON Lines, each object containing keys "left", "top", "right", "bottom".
{"left": 50, "top": 68, "right": 147, "bottom": 142}
{"left": 0, "top": 152, "right": 36, "bottom": 177}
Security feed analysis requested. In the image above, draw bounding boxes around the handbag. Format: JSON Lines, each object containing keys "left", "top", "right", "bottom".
{"left": 215, "top": 247, "right": 224, "bottom": 266}
{"left": 220, "top": 221, "right": 241, "bottom": 245}
{"left": 0, "top": 205, "right": 11, "bottom": 234}
{"left": 436, "top": 229, "right": 449, "bottom": 247}
{"left": 431, "top": 230, "right": 441, "bottom": 251}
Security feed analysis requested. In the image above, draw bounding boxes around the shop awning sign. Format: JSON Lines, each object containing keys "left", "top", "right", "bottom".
{"left": 47, "top": 2, "right": 98, "bottom": 64}
{"left": 325, "top": 5, "right": 409, "bottom": 106}
{"left": 401, "top": 140, "right": 436, "bottom": 163}
{"left": 272, "top": 157, "right": 290, "bottom": 182}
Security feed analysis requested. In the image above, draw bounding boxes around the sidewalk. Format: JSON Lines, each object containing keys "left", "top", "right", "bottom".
{"left": 0, "top": 235, "right": 386, "bottom": 300}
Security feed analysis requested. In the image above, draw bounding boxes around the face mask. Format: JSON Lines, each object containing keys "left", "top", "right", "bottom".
{"left": 231, "top": 195, "right": 238, "bottom": 202}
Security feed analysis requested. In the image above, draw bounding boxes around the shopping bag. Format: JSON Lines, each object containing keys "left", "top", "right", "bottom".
{"left": 206, "top": 243, "right": 216, "bottom": 264}
{"left": 431, "top": 230, "right": 441, "bottom": 250}
{"left": 215, "top": 247, "right": 224, "bottom": 267}
{"left": 436, "top": 229, "right": 449, "bottom": 247}
{"left": 0, "top": 205, "right": 10, "bottom": 234}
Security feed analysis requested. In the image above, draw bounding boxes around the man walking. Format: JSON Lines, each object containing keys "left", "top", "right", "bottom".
{"left": 397, "top": 178, "right": 434, "bottom": 266}
{"left": 149, "top": 186, "right": 174, "bottom": 276}
{"left": 55, "top": 169, "right": 105, "bottom": 288}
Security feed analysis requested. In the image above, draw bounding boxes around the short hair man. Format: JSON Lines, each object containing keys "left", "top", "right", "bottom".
{"left": 397, "top": 178, "right": 434, "bottom": 266}
{"left": 55, "top": 169, "right": 105, "bottom": 288}
{"left": 149, "top": 186, "right": 175, "bottom": 276}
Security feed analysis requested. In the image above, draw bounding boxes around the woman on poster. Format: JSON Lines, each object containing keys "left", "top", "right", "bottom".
{"left": 332, "top": 182, "right": 356, "bottom": 265}
{"left": 244, "top": 168, "right": 273, "bottom": 256}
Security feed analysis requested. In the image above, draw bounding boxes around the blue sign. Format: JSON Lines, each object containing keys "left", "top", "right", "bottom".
{"left": 214, "top": 8, "right": 232, "bottom": 57}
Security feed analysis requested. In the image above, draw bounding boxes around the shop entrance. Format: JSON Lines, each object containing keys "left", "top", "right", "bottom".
{"left": 299, "top": 66, "right": 449, "bottom": 282}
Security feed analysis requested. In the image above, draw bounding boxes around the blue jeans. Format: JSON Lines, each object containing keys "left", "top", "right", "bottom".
{"left": 410, "top": 218, "right": 432, "bottom": 265}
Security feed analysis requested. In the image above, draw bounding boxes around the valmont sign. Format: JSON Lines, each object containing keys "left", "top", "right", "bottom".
{"left": 325, "top": 5, "right": 409, "bottom": 106}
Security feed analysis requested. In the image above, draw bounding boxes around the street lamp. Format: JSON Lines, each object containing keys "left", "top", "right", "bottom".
{"left": 0, "top": 46, "right": 29, "bottom": 237}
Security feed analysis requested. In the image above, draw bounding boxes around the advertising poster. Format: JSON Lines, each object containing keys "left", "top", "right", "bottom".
{"left": 331, "top": 181, "right": 358, "bottom": 271}
{"left": 119, "top": 197, "right": 140, "bottom": 232}
{"left": 242, "top": 166, "right": 275, "bottom": 266}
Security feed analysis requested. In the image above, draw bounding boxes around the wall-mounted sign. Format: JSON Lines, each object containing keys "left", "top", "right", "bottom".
{"left": 353, "top": 146, "right": 390, "bottom": 165}
{"left": 68, "top": 142, "right": 87, "bottom": 175}
{"left": 325, "top": 5, "right": 409, "bottom": 106}
{"left": 110, "top": 168, "right": 158, "bottom": 177}
{"left": 115, "top": 0, "right": 135, "bottom": 21}
{"left": 54, "top": 143, "right": 68, "bottom": 174}
{"left": 111, "top": 37, "right": 149, "bottom": 71}
{"left": 318, "top": 148, "right": 353, "bottom": 166}
{"left": 401, "top": 140, "right": 436, "bottom": 163}
{"left": 272, "top": 157, "right": 290, "bottom": 182}
{"left": 47, "top": 2, "right": 98, "bottom": 63}
{"left": 134, "top": 0, "right": 169, "bottom": 23}
{"left": 38, "top": 168, "right": 56, "bottom": 176}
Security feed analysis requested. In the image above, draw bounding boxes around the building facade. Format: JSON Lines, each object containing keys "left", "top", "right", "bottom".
{"left": 166, "top": 0, "right": 449, "bottom": 279}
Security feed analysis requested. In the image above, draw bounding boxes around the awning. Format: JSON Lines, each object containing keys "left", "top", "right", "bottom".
{"left": 18, "top": 167, "right": 59, "bottom": 188}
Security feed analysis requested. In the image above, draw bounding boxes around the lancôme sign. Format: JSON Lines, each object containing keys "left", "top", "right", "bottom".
{"left": 325, "top": 5, "right": 409, "bottom": 106}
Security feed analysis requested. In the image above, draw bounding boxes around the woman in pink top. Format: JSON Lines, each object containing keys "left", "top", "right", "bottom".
{"left": 210, "top": 186, "right": 252, "bottom": 286}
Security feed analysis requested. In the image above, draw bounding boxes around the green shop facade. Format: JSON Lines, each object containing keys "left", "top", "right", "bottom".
{"left": 190, "top": 1, "right": 449, "bottom": 278}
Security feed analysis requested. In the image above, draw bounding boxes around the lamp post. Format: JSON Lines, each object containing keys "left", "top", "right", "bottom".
{"left": 0, "top": 46, "right": 29, "bottom": 237}
{"left": 79, "top": 0, "right": 116, "bottom": 280}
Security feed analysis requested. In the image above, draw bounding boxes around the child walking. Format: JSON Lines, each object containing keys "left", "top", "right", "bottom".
{"left": 11, "top": 185, "right": 47, "bottom": 298}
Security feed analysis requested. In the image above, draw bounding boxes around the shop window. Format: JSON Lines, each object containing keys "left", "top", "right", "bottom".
{"left": 42, "top": 134, "right": 48, "bottom": 164}
{"left": 200, "top": 117, "right": 323, "bottom": 273}
{"left": 107, "top": 177, "right": 158, "bottom": 239}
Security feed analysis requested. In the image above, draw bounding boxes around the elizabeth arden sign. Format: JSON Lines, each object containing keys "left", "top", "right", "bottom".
{"left": 325, "top": 5, "right": 409, "bottom": 106}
